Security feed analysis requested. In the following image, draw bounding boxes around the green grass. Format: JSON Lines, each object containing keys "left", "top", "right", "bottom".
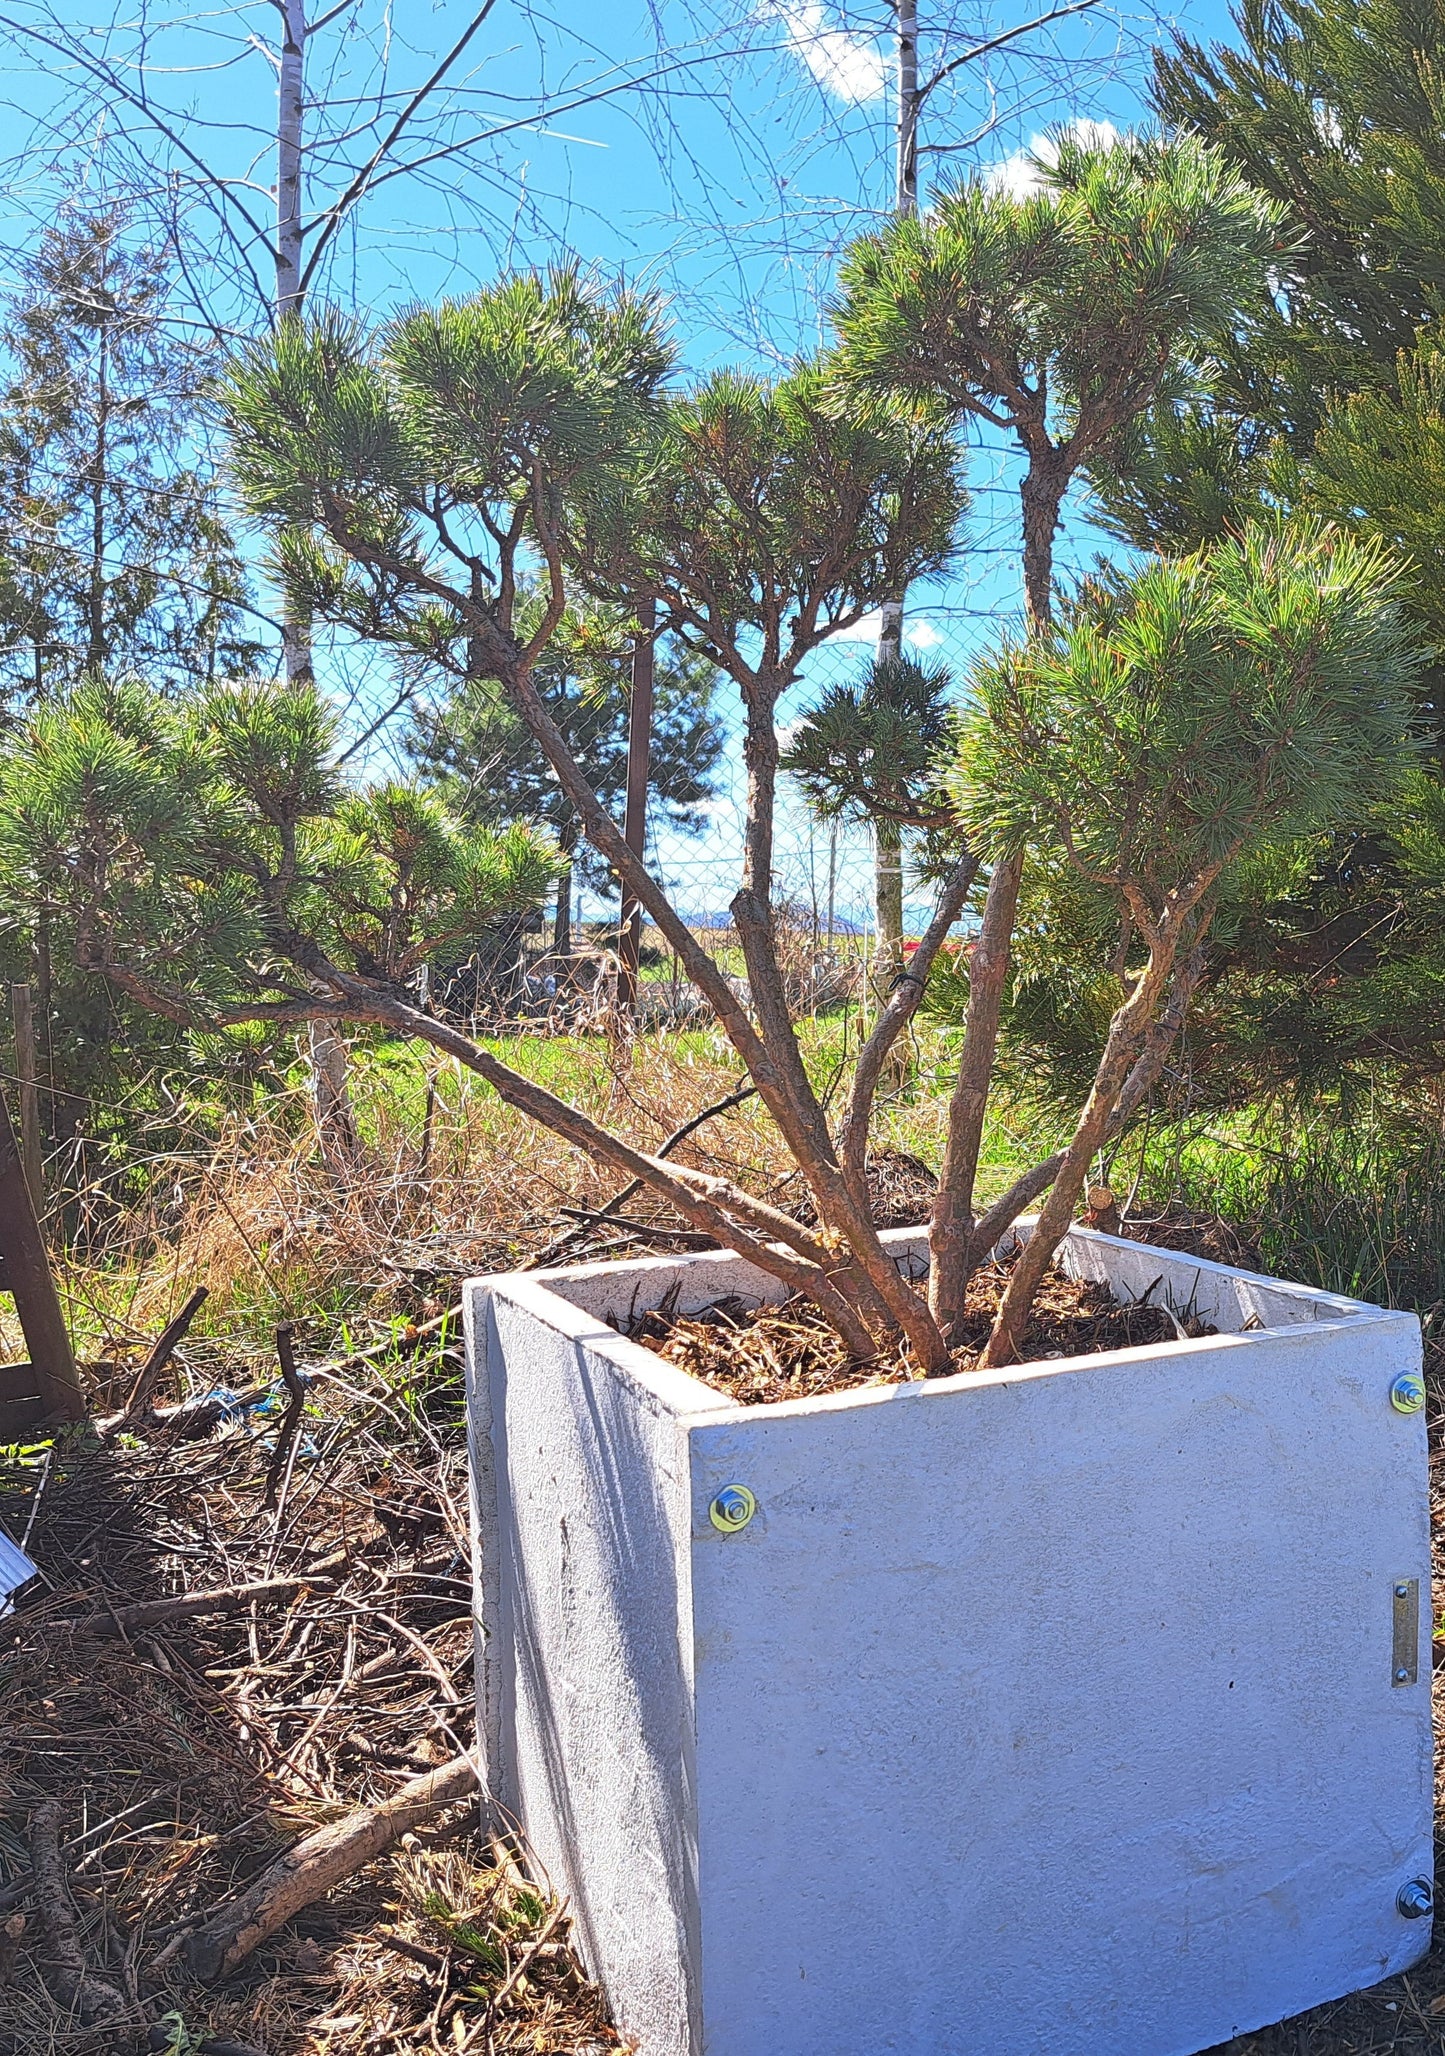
{"left": 1128, "top": 1109, "right": 1445, "bottom": 1315}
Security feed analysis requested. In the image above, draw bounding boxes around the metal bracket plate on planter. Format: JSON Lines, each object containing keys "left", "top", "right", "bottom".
{"left": 1392, "top": 1577, "right": 1420, "bottom": 1687}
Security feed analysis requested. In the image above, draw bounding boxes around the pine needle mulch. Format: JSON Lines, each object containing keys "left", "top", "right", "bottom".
{"left": 0, "top": 1331, "right": 622, "bottom": 2056}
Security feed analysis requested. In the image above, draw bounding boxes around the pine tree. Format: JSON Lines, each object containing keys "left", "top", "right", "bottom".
{"left": 406, "top": 593, "right": 725, "bottom": 954}
{"left": 952, "top": 518, "right": 1419, "bottom": 1364}
{"left": 782, "top": 655, "right": 957, "bottom": 1007}
{"left": 0, "top": 203, "right": 259, "bottom": 706}
{"left": 1095, "top": 0, "right": 1445, "bottom": 556}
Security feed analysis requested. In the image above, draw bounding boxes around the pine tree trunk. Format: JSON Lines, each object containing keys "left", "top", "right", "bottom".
{"left": 276, "top": 0, "right": 345, "bottom": 1152}
{"left": 554, "top": 854, "right": 573, "bottom": 957}
{"left": 927, "top": 448, "right": 1063, "bottom": 1323}
{"left": 305, "top": 1019, "right": 360, "bottom": 1168}
{"left": 276, "top": 0, "right": 313, "bottom": 689}
{"left": 87, "top": 320, "right": 108, "bottom": 673}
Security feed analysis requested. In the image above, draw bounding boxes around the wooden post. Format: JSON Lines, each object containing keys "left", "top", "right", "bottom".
{"left": 618, "top": 597, "right": 656, "bottom": 1011}
{"left": 11, "top": 983, "right": 42, "bottom": 1209}
{"left": 0, "top": 1093, "right": 83, "bottom": 1420}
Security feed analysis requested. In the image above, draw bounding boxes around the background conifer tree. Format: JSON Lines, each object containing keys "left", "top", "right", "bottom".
{"left": 0, "top": 203, "right": 259, "bottom": 707}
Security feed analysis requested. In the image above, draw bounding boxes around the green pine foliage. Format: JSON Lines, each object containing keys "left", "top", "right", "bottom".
{"left": 570, "top": 364, "right": 965, "bottom": 692}
{"left": 1096, "top": 0, "right": 1445, "bottom": 558}
{"left": 0, "top": 675, "right": 561, "bottom": 1026}
{"left": 0, "top": 203, "right": 260, "bottom": 704}
{"left": 781, "top": 657, "right": 956, "bottom": 830}
{"left": 933, "top": 523, "right": 1426, "bottom": 1122}
{"left": 832, "top": 130, "right": 1281, "bottom": 618}
{"left": 222, "top": 272, "right": 673, "bottom": 672}
{"left": 954, "top": 521, "right": 1420, "bottom": 886}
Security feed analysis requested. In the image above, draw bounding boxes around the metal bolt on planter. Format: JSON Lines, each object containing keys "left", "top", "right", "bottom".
{"left": 709, "top": 1484, "right": 756, "bottom": 1534}
{"left": 1397, "top": 1879, "right": 1433, "bottom": 1920}
{"left": 1390, "top": 1372, "right": 1426, "bottom": 1414}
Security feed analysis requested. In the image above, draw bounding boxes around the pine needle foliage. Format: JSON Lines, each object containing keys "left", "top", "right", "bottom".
{"left": 948, "top": 517, "right": 1420, "bottom": 1365}
{"left": 832, "top": 130, "right": 1282, "bottom": 620}
{"left": 956, "top": 521, "right": 1422, "bottom": 899}
{"left": 781, "top": 656, "right": 956, "bottom": 829}
{"left": 0, "top": 676, "right": 560, "bottom": 1025}
{"left": 1308, "top": 344, "right": 1445, "bottom": 675}
{"left": 570, "top": 364, "right": 965, "bottom": 695}
{"left": 0, "top": 203, "right": 259, "bottom": 702}
{"left": 1097, "top": 0, "right": 1445, "bottom": 560}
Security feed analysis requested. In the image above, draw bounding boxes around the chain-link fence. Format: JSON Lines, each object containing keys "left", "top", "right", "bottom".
{"left": 419, "top": 604, "right": 985, "bottom": 1031}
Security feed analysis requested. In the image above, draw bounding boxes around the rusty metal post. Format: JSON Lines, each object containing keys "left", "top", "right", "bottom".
{"left": 11, "top": 983, "right": 42, "bottom": 1209}
{"left": 618, "top": 597, "right": 656, "bottom": 1011}
{"left": 0, "top": 1092, "right": 83, "bottom": 1420}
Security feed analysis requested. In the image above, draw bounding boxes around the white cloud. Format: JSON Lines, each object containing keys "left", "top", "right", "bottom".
{"left": 826, "top": 609, "right": 885, "bottom": 644}
{"left": 825, "top": 611, "right": 943, "bottom": 649}
{"left": 767, "top": 1, "right": 887, "bottom": 104}
{"left": 986, "top": 117, "right": 1120, "bottom": 200}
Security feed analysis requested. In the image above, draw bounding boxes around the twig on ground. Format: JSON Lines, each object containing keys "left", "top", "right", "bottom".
{"left": 527, "top": 1082, "right": 757, "bottom": 1268}
{"left": 55, "top": 1573, "right": 336, "bottom": 1637}
{"left": 27, "top": 1799, "right": 128, "bottom": 2025}
{"left": 116, "top": 1284, "right": 210, "bottom": 1427}
{"left": 185, "top": 1751, "right": 483, "bottom": 1980}
{"left": 264, "top": 1321, "right": 307, "bottom": 1511}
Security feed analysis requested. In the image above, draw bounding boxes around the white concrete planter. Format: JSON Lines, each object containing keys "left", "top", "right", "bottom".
{"left": 465, "top": 1225, "right": 1434, "bottom": 2056}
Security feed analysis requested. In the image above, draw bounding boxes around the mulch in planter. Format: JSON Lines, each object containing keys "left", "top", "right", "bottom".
{"left": 623, "top": 1246, "right": 1213, "bottom": 1407}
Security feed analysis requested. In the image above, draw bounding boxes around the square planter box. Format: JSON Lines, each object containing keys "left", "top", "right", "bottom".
{"left": 465, "top": 1225, "right": 1434, "bottom": 2056}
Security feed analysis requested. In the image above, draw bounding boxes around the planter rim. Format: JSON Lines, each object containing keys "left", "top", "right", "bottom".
{"left": 470, "top": 1221, "right": 1412, "bottom": 1427}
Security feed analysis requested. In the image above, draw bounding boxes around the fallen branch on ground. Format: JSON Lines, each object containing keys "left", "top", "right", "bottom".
{"left": 185, "top": 1751, "right": 482, "bottom": 1980}
{"left": 527, "top": 1082, "right": 758, "bottom": 1269}
{"left": 57, "top": 1573, "right": 336, "bottom": 1637}
{"left": 27, "top": 1800, "right": 127, "bottom": 2025}
{"left": 263, "top": 1321, "right": 307, "bottom": 1510}
{"left": 115, "top": 1284, "right": 210, "bottom": 1427}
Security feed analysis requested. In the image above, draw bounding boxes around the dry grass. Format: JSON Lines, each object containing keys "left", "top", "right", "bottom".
{"left": 0, "top": 1323, "right": 624, "bottom": 2056}
{"left": 27, "top": 1029, "right": 800, "bottom": 1372}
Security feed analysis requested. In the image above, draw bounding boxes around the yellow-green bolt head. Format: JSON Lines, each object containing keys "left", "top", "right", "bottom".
{"left": 1390, "top": 1372, "right": 1426, "bottom": 1415}
{"left": 709, "top": 1484, "right": 756, "bottom": 1534}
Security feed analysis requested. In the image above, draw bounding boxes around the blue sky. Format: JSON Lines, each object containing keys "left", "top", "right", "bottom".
{"left": 0, "top": 0, "right": 1239, "bottom": 920}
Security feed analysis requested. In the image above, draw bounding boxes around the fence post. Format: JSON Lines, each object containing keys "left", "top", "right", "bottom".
{"left": 11, "top": 982, "right": 42, "bottom": 1210}
{"left": 0, "top": 1091, "right": 83, "bottom": 1420}
{"left": 619, "top": 596, "right": 656, "bottom": 1011}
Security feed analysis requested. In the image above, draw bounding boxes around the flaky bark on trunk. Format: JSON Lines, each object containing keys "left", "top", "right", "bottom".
{"left": 305, "top": 1016, "right": 359, "bottom": 1167}
{"left": 964, "top": 947, "right": 1205, "bottom": 1268}
{"left": 1019, "top": 447, "right": 1068, "bottom": 634}
{"left": 872, "top": 816, "right": 906, "bottom": 1009}
{"left": 730, "top": 690, "right": 950, "bottom": 1368}
{"left": 977, "top": 937, "right": 1180, "bottom": 1369}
